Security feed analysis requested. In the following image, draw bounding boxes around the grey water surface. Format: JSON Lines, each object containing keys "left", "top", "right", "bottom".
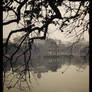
{"left": 4, "top": 55, "right": 89, "bottom": 92}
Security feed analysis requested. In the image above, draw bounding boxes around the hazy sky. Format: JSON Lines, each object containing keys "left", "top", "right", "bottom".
{"left": 47, "top": 24, "right": 89, "bottom": 42}
{"left": 3, "top": 22, "right": 89, "bottom": 43}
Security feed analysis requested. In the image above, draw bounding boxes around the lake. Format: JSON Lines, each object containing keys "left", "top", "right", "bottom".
{"left": 4, "top": 55, "right": 89, "bottom": 92}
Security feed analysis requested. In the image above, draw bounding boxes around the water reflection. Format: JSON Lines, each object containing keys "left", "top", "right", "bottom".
{"left": 4, "top": 56, "right": 88, "bottom": 76}
{"left": 30, "top": 55, "right": 88, "bottom": 78}
{"left": 4, "top": 55, "right": 89, "bottom": 92}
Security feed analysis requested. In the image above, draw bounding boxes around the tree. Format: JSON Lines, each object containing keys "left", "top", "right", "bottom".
{"left": 3, "top": 0, "right": 89, "bottom": 90}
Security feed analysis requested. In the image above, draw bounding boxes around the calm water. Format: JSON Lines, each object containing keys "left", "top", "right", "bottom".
{"left": 4, "top": 56, "right": 89, "bottom": 92}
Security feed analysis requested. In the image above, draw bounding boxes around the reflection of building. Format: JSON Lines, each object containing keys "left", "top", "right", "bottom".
{"left": 3, "top": 39, "right": 89, "bottom": 73}
{"left": 28, "top": 55, "right": 88, "bottom": 79}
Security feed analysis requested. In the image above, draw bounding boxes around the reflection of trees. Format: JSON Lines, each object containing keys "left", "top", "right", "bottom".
{"left": 4, "top": 54, "right": 89, "bottom": 90}
{"left": 4, "top": 48, "right": 89, "bottom": 72}
{"left": 3, "top": 39, "right": 89, "bottom": 90}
